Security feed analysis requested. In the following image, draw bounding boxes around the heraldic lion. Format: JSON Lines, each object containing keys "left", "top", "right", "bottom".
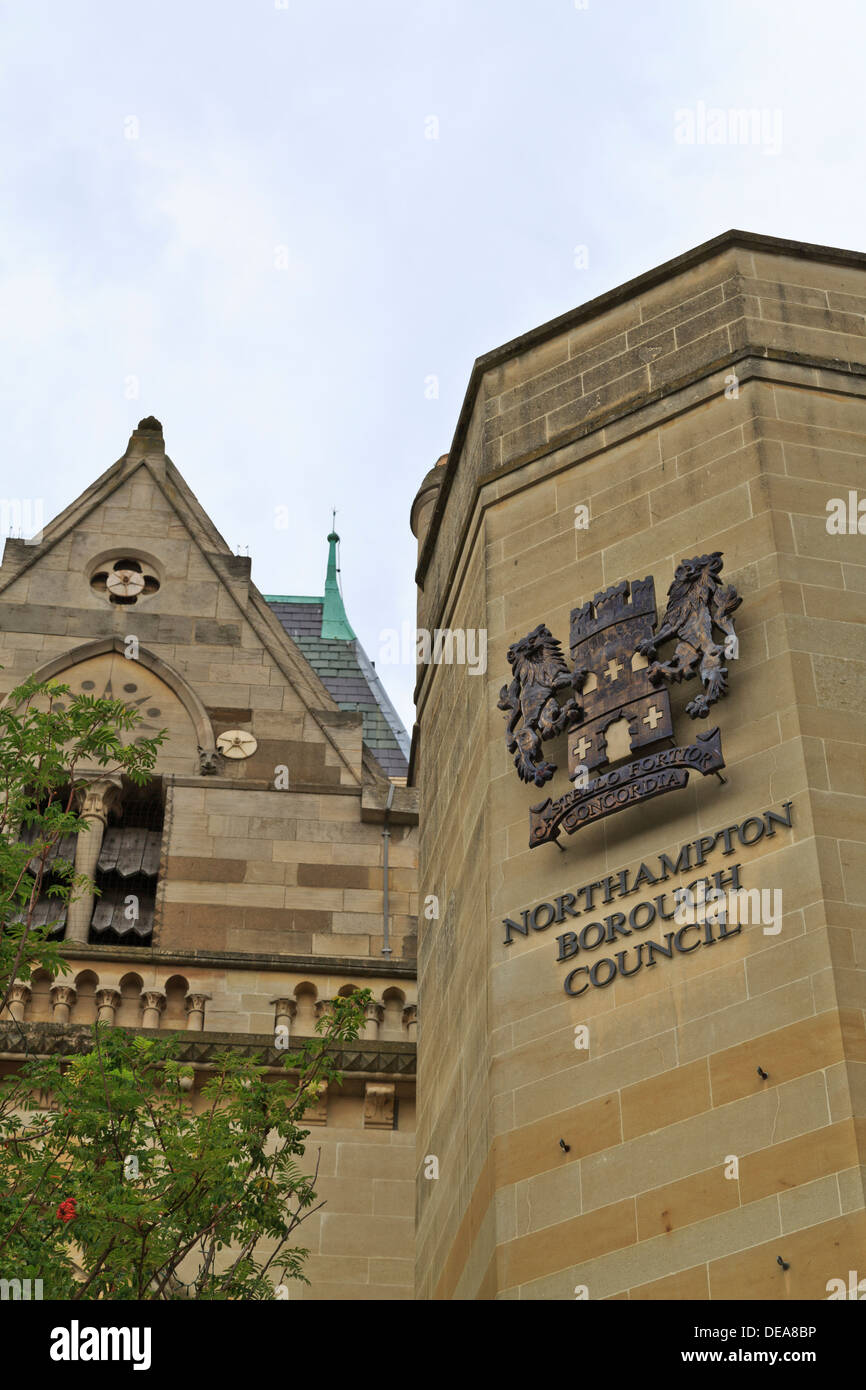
{"left": 497, "top": 624, "right": 583, "bottom": 786}
{"left": 637, "top": 552, "right": 741, "bottom": 718}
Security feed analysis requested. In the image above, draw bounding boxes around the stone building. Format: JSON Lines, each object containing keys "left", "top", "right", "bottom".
{"left": 411, "top": 230, "right": 866, "bottom": 1299}
{"left": 4, "top": 229, "right": 865, "bottom": 1304}
{"left": 0, "top": 417, "right": 417, "bottom": 1300}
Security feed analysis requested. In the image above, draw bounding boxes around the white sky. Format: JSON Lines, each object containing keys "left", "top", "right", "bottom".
{"left": 1, "top": 0, "right": 864, "bottom": 731}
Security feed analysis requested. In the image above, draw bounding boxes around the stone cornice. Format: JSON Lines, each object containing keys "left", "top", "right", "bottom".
{"left": 0, "top": 1021, "right": 417, "bottom": 1076}
{"left": 56, "top": 942, "right": 417, "bottom": 976}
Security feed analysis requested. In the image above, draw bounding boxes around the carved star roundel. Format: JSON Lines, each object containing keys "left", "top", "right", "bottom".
{"left": 106, "top": 567, "right": 145, "bottom": 599}
{"left": 216, "top": 729, "right": 258, "bottom": 759}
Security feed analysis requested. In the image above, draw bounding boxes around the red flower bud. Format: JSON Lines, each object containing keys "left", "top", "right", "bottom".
{"left": 56, "top": 1197, "right": 77, "bottom": 1222}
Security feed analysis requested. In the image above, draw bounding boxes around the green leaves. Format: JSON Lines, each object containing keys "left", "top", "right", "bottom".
{"left": 0, "top": 675, "right": 371, "bottom": 1300}
{"left": 0, "top": 675, "right": 165, "bottom": 1013}
{"left": 0, "top": 1005, "right": 369, "bottom": 1300}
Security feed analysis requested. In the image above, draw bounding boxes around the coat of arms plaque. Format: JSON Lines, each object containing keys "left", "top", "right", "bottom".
{"left": 497, "top": 552, "right": 742, "bottom": 847}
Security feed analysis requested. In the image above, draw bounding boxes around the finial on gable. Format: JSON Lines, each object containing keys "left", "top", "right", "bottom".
{"left": 125, "top": 415, "right": 166, "bottom": 462}
{"left": 321, "top": 522, "right": 356, "bottom": 641}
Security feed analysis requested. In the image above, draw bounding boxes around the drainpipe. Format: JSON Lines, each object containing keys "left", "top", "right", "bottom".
{"left": 381, "top": 783, "right": 394, "bottom": 957}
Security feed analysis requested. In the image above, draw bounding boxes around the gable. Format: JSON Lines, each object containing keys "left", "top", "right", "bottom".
{"left": 0, "top": 421, "right": 368, "bottom": 789}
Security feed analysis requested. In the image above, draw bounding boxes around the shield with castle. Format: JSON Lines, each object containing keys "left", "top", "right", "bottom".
{"left": 497, "top": 552, "right": 742, "bottom": 848}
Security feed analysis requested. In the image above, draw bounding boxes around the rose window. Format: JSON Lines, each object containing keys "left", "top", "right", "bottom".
{"left": 90, "top": 558, "right": 160, "bottom": 606}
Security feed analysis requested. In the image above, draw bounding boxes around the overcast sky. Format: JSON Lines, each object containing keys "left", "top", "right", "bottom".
{"left": 1, "top": 0, "right": 863, "bottom": 731}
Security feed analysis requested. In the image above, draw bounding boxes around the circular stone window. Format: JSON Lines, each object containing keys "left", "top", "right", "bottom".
{"left": 90, "top": 557, "right": 161, "bottom": 606}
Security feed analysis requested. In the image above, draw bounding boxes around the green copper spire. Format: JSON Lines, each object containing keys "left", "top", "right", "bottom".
{"left": 321, "top": 527, "right": 356, "bottom": 640}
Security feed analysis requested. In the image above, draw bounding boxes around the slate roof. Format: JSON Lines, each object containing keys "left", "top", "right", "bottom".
{"left": 265, "top": 597, "right": 410, "bottom": 780}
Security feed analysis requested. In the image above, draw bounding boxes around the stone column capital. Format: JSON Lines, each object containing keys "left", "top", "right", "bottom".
{"left": 184, "top": 993, "right": 210, "bottom": 1032}
{"left": 141, "top": 990, "right": 166, "bottom": 1029}
{"left": 50, "top": 983, "right": 76, "bottom": 1022}
{"left": 362, "top": 1000, "right": 385, "bottom": 1041}
{"left": 67, "top": 776, "right": 122, "bottom": 944}
{"left": 272, "top": 997, "right": 296, "bottom": 1047}
{"left": 76, "top": 774, "right": 124, "bottom": 824}
{"left": 270, "top": 997, "right": 297, "bottom": 1017}
{"left": 95, "top": 988, "right": 121, "bottom": 1023}
{"left": 6, "top": 981, "right": 31, "bottom": 1021}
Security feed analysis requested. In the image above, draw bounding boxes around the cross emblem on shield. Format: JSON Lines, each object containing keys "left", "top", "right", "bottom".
{"left": 566, "top": 577, "right": 674, "bottom": 778}
{"left": 498, "top": 554, "right": 740, "bottom": 848}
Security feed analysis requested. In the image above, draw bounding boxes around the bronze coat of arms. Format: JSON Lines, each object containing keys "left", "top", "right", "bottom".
{"left": 498, "top": 552, "right": 742, "bottom": 848}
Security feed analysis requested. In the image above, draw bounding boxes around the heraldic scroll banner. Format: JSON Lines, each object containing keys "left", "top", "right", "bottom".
{"left": 497, "top": 552, "right": 742, "bottom": 848}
